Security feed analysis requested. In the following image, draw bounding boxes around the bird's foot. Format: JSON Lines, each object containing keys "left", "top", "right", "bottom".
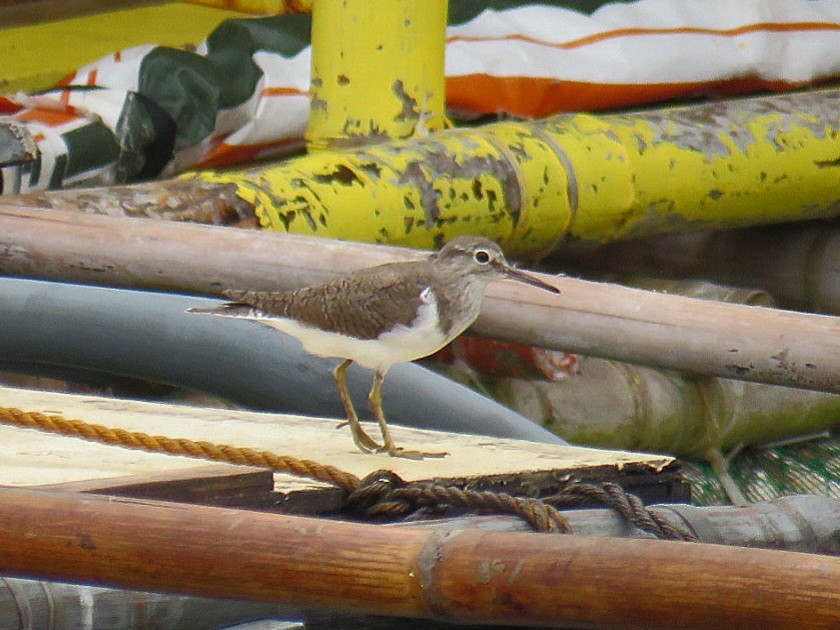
{"left": 379, "top": 444, "right": 449, "bottom": 460}
{"left": 344, "top": 423, "right": 383, "bottom": 453}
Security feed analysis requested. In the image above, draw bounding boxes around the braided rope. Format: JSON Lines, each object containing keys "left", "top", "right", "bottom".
{"left": 0, "top": 406, "right": 360, "bottom": 492}
{"left": 344, "top": 471, "right": 571, "bottom": 533}
{"left": 545, "top": 482, "right": 697, "bottom": 541}
{"left": 397, "top": 484, "right": 572, "bottom": 533}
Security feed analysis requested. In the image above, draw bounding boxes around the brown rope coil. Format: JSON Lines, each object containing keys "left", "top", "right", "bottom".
{"left": 343, "top": 470, "right": 572, "bottom": 533}
{"left": 544, "top": 482, "right": 698, "bottom": 541}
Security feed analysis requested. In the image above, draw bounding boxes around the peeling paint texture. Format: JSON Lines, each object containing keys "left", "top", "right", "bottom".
{"left": 188, "top": 87, "right": 840, "bottom": 254}
{"left": 306, "top": 0, "right": 447, "bottom": 150}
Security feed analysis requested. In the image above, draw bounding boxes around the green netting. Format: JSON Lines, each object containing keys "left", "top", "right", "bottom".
{"left": 681, "top": 432, "right": 840, "bottom": 505}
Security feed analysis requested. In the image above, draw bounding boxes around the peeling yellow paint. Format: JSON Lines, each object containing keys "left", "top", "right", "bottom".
{"left": 601, "top": 92, "right": 840, "bottom": 240}
{"left": 186, "top": 89, "right": 840, "bottom": 254}
{"left": 189, "top": 122, "right": 573, "bottom": 255}
{"left": 535, "top": 114, "right": 636, "bottom": 243}
{"left": 307, "top": 0, "right": 448, "bottom": 150}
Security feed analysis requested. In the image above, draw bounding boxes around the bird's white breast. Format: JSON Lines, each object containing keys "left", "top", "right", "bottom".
{"left": 249, "top": 287, "right": 449, "bottom": 372}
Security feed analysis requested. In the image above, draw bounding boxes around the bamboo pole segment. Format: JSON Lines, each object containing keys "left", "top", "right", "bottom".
{"left": 1, "top": 178, "right": 259, "bottom": 226}
{"left": 185, "top": 88, "right": 840, "bottom": 255}
{"left": 307, "top": 0, "right": 448, "bottom": 150}
{"left": 2, "top": 492, "right": 839, "bottom": 627}
{"left": 553, "top": 221, "right": 840, "bottom": 315}
{"left": 409, "top": 495, "right": 840, "bottom": 556}
{"left": 0, "top": 487, "right": 838, "bottom": 629}
{"left": 0, "top": 576, "right": 291, "bottom": 630}
{"left": 0, "top": 205, "right": 838, "bottom": 394}
{"left": 490, "top": 354, "right": 840, "bottom": 459}
{"left": 475, "top": 279, "right": 840, "bottom": 395}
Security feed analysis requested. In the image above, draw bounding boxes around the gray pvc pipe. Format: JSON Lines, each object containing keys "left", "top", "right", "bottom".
{"left": 0, "top": 277, "right": 563, "bottom": 444}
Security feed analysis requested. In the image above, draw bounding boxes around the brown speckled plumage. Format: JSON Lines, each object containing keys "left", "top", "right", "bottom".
{"left": 207, "top": 236, "right": 558, "bottom": 343}
{"left": 222, "top": 263, "right": 451, "bottom": 340}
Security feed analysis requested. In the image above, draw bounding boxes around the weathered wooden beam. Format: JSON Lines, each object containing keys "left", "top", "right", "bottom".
{"left": 0, "top": 486, "right": 838, "bottom": 629}
{"left": 1, "top": 205, "right": 839, "bottom": 392}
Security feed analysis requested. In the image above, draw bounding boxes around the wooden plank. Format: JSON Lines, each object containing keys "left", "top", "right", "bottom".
{"left": 37, "top": 465, "right": 276, "bottom": 507}
{"left": 0, "top": 385, "right": 684, "bottom": 509}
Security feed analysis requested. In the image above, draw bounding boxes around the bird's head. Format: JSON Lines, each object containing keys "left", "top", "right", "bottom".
{"left": 431, "top": 236, "right": 560, "bottom": 294}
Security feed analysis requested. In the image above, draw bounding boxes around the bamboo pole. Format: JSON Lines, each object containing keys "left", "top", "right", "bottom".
{"left": 2, "top": 178, "right": 259, "bottom": 226}
{"left": 553, "top": 222, "right": 840, "bottom": 315}
{"left": 2, "top": 493, "right": 839, "bottom": 627}
{"left": 456, "top": 495, "right": 840, "bottom": 556}
{"left": 489, "top": 354, "right": 840, "bottom": 459}
{"left": 0, "top": 577, "right": 291, "bottom": 630}
{"left": 0, "top": 205, "right": 838, "bottom": 393}
{"left": 406, "top": 495, "right": 840, "bottom": 556}
{"left": 0, "top": 487, "right": 838, "bottom": 629}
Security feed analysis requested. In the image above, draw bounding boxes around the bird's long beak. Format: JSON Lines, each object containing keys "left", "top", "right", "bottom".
{"left": 498, "top": 263, "right": 561, "bottom": 294}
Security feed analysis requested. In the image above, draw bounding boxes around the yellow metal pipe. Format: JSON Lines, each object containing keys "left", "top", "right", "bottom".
{"left": 199, "top": 124, "right": 573, "bottom": 255}
{"left": 307, "top": 0, "right": 448, "bottom": 150}
{"left": 186, "top": 88, "right": 840, "bottom": 254}
{"left": 594, "top": 92, "right": 840, "bottom": 241}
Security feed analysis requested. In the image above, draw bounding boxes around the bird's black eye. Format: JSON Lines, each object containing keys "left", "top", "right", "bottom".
{"left": 474, "top": 249, "right": 491, "bottom": 265}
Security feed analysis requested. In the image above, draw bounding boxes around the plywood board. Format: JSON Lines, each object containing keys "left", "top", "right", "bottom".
{"left": 0, "top": 385, "right": 682, "bottom": 507}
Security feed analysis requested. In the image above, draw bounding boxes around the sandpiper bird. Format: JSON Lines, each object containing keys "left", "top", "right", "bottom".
{"left": 188, "top": 236, "right": 559, "bottom": 458}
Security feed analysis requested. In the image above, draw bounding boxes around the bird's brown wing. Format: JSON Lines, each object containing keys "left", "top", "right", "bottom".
{"left": 222, "top": 262, "right": 437, "bottom": 340}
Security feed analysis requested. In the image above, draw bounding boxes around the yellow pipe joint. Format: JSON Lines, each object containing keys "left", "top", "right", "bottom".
{"left": 205, "top": 124, "right": 573, "bottom": 255}
{"left": 534, "top": 114, "right": 636, "bottom": 242}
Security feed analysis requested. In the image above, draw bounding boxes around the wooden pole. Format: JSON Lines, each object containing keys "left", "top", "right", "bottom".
{"left": 0, "top": 487, "right": 837, "bottom": 629}
{"left": 553, "top": 222, "right": 840, "bottom": 315}
{"left": 0, "top": 205, "right": 839, "bottom": 393}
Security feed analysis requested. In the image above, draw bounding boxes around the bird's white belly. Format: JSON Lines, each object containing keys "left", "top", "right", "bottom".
{"left": 252, "top": 297, "right": 449, "bottom": 372}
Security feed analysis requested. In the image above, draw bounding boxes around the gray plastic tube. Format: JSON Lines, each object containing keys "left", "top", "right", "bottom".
{"left": 0, "top": 277, "right": 563, "bottom": 444}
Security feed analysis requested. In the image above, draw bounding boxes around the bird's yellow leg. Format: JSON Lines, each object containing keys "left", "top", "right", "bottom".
{"left": 369, "top": 369, "right": 447, "bottom": 460}
{"left": 333, "top": 359, "right": 381, "bottom": 453}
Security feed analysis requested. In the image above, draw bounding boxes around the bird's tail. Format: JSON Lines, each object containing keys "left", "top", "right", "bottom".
{"left": 187, "top": 288, "right": 256, "bottom": 316}
{"left": 186, "top": 302, "right": 255, "bottom": 317}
